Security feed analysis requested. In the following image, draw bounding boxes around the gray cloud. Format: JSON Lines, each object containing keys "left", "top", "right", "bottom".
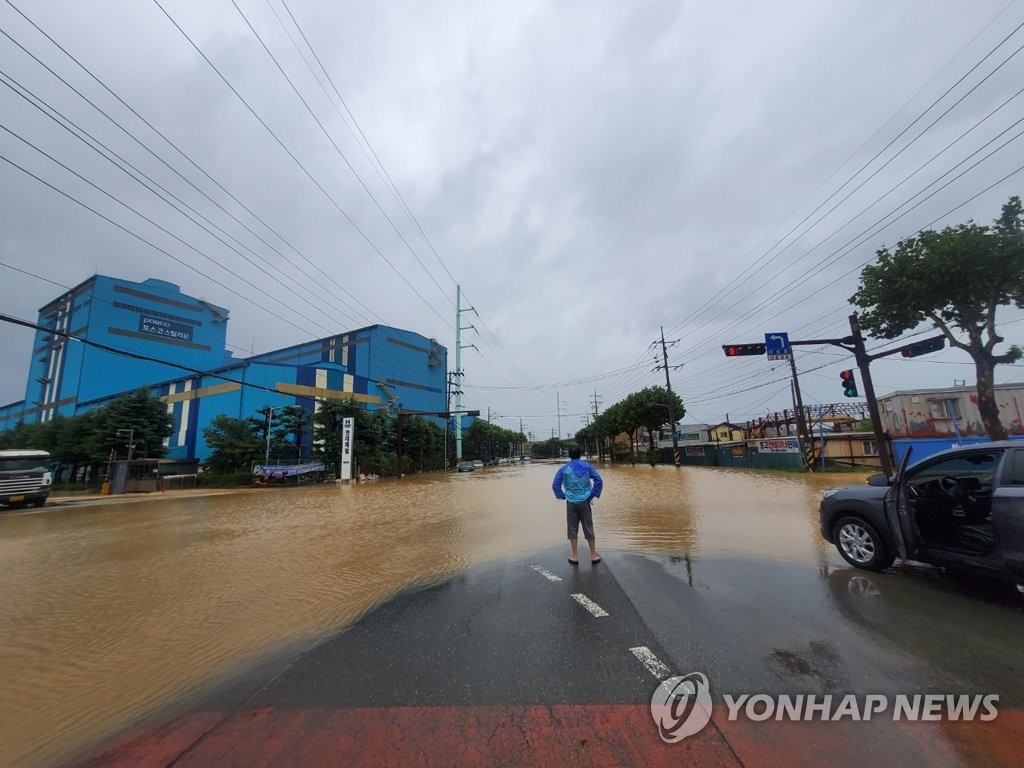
{"left": 2, "top": 0, "right": 1023, "bottom": 436}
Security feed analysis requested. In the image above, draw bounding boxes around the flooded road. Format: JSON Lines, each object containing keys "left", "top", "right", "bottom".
{"left": 0, "top": 463, "right": 1016, "bottom": 766}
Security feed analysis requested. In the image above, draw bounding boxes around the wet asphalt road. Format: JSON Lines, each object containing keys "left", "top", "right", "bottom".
{"left": 81, "top": 544, "right": 1024, "bottom": 768}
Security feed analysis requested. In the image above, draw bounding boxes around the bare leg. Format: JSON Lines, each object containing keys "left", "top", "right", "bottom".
{"left": 569, "top": 538, "right": 579, "bottom": 563}
{"left": 588, "top": 538, "right": 600, "bottom": 562}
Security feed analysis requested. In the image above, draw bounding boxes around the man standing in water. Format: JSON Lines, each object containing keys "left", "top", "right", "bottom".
{"left": 552, "top": 445, "right": 604, "bottom": 565}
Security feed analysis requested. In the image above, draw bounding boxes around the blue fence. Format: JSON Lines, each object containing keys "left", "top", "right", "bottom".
{"left": 893, "top": 434, "right": 1024, "bottom": 466}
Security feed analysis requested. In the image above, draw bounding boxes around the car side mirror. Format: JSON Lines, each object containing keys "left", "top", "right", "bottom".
{"left": 867, "top": 474, "right": 890, "bottom": 487}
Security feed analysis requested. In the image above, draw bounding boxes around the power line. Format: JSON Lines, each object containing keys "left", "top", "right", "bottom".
{"left": 148, "top": 0, "right": 453, "bottom": 330}
{"left": 227, "top": 0, "right": 455, "bottom": 309}
{"left": 0, "top": 69, "right": 359, "bottom": 330}
{"left": 663, "top": 18, "right": 1024, "bottom": 339}
{"left": 1, "top": 0, "right": 383, "bottom": 325}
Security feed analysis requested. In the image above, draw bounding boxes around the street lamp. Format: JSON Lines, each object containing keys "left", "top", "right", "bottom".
{"left": 264, "top": 407, "right": 277, "bottom": 464}
{"left": 116, "top": 428, "right": 135, "bottom": 461}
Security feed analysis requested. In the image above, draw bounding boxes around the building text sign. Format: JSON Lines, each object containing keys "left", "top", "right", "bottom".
{"left": 340, "top": 417, "right": 354, "bottom": 480}
{"left": 757, "top": 438, "right": 800, "bottom": 454}
{"left": 138, "top": 315, "right": 194, "bottom": 342}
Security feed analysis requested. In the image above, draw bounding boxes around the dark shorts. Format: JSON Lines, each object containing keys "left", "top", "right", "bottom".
{"left": 566, "top": 500, "right": 595, "bottom": 540}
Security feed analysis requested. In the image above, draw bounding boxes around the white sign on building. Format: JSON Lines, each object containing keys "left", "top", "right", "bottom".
{"left": 340, "top": 417, "right": 354, "bottom": 480}
{"left": 757, "top": 438, "right": 800, "bottom": 454}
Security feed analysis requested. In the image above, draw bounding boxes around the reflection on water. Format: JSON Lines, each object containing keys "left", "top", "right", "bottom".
{"left": 0, "top": 462, "right": 853, "bottom": 767}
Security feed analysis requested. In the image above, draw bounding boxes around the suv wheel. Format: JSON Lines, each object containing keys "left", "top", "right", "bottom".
{"left": 834, "top": 516, "right": 895, "bottom": 572}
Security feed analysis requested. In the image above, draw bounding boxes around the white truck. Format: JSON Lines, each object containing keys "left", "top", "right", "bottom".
{"left": 0, "top": 449, "right": 52, "bottom": 508}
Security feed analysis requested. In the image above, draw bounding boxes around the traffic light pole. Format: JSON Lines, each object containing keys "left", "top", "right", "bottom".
{"left": 849, "top": 313, "right": 892, "bottom": 479}
{"left": 725, "top": 317, "right": 947, "bottom": 478}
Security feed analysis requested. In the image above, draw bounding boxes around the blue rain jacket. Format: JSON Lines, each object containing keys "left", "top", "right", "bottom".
{"left": 552, "top": 460, "right": 603, "bottom": 503}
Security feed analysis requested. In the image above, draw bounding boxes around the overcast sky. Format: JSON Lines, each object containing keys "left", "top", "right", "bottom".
{"left": 2, "top": 0, "right": 1023, "bottom": 439}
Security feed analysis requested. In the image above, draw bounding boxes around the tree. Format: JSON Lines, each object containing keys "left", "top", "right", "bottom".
{"left": 272, "top": 405, "right": 312, "bottom": 460}
{"left": 851, "top": 196, "right": 1024, "bottom": 440}
{"left": 622, "top": 386, "right": 686, "bottom": 465}
{"left": 93, "top": 389, "right": 174, "bottom": 460}
{"left": 203, "top": 415, "right": 264, "bottom": 473}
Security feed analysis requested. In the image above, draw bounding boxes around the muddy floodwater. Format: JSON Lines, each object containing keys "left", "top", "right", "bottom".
{"left": 1, "top": 463, "right": 848, "bottom": 766}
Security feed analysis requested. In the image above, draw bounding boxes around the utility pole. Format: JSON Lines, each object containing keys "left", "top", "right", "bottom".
{"left": 849, "top": 313, "right": 892, "bottom": 478}
{"left": 590, "top": 388, "right": 604, "bottom": 463}
{"left": 722, "top": 317, "right": 935, "bottom": 477}
{"left": 556, "top": 391, "right": 563, "bottom": 447}
{"left": 657, "top": 326, "right": 683, "bottom": 467}
{"left": 787, "top": 352, "right": 812, "bottom": 468}
{"left": 454, "top": 285, "right": 478, "bottom": 462}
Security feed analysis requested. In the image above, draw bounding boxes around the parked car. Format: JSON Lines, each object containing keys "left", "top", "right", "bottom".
{"left": 819, "top": 441, "right": 1024, "bottom": 583}
{"left": 456, "top": 461, "right": 476, "bottom": 472}
{"left": 472, "top": 460, "right": 484, "bottom": 470}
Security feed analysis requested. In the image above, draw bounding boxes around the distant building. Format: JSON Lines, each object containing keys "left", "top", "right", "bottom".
{"left": 0, "top": 275, "right": 448, "bottom": 460}
{"left": 878, "top": 383, "right": 1024, "bottom": 438}
{"left": 655, "top": 423, "right": 709, "bottom": 449}
{"left": 708, "top": 422, "right": 747, "bottom": 442}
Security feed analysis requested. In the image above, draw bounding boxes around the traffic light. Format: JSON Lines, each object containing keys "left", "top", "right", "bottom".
{"left": 900, "top": 337, "right": 945, "bottom": 358}
{"left": 839, "top": 369, "right": 858, "bottom": 398}
{"left": 722, "top": 343, "right": 767, "bottom": 357}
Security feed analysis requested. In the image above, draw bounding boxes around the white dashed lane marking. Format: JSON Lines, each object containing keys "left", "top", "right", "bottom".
{"left": 530, "top": 565, "right": 562, "bottom": 582}
{"left": 570, "top": 593, "right": 609, "bottom": 617}
{"left": 630, "top": 646, "right": 671, "bottom": 680}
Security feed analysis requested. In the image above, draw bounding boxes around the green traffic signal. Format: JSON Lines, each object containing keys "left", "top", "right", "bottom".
{"left": 839, "top": 369, "right": 858, "bottom": 398}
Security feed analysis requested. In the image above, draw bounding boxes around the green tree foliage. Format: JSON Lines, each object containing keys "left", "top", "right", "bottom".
{"left": 398, "top": 415, "right": 445, "bottom": 473}
{"left": 588, "top": 386, "right": 685, "bottom": 464}
{"left": 92, "top": 388, "right": 174, "bottom": 460}
{"left": 0, "top": 389, "right": 172, "bottom": 481}
{"left": 202, "top": 415, "right": 264, "bottom": 473}
{"left": 311, "top": 400, "right": 401, "bottom": 475}
{"left": 532, "top": 437, "right": 574, "bottom": 460}
{"left": 247, "top": 406, "right": 290, "bottom": 462}
{"left": 270, "top": 405, "right": 312, "bottom": 461}
{"left": 850, "top": 196, "right": 1024, "bottom": 440}
{"left": 461, "top": 419, "right": 524, "bottom": 462}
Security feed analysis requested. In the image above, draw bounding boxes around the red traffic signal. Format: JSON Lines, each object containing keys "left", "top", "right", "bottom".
{"left": 722, "top": 343, "right": 767, "bottom": 357}
{"left": 900, "top": 337, "right": 945, "bottom": 358}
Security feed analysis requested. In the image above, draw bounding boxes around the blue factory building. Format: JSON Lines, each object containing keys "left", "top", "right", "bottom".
{"left": 0, "top": 275, "right": 448, "bottom": 460}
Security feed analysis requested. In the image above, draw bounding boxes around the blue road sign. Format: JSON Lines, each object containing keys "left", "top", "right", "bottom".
{"left": 765, "top": 332, "right": 791, "bottom": 356}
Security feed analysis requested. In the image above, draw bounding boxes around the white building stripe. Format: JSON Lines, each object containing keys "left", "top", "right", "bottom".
{"left": 531, "top": 565, "right": 562, "bottom": 582}
{"left": 570, "top": 593, "right": 609, "bottom": 617}
{"left": 164, "top": 382, "right": 176, "bottom": 447}
{"left": 630, "top": 646, "right": 672, "bottom": 680}
{"left": 177, "top": 380, "right": 192, "bottom": 447}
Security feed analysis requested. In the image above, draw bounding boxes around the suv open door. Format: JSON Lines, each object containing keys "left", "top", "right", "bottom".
{"left": 883, "top": 447, "right": 917, "bottom": 560}
{"left": 994, "top": 447, "right": 1024, "bottom": 579}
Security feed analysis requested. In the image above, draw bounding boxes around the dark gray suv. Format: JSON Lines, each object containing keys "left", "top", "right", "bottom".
{"left": 819, "top": 441, "right": 1024, "bottom": 582}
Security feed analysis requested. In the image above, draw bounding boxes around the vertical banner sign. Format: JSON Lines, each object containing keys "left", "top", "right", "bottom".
{"left": 340, "top": 417, "right": 354, "bottom": 481}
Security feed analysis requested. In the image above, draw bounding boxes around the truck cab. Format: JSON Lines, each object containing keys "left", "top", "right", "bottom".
{"left": 0, "top": 449, "right": 53, "bottom": 508}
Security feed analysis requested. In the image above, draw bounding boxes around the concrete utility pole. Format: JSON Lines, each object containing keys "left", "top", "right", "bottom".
{"left": 787, "top": 352, "right": 812, "bottom": 468}
{"left": 454, "top": 285, "right": 478, "bottom": 462}
{"left": 657, "top": 327, "right": 682, "bottom": 467}
{"left": 590, "top": 389, "right": 604, "bottom": 462}
{"left": 556, "top": 391, "right": 562, "bottom": 446}
{"left": 747, "top": 315, "right": 931, "bottom": 478}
